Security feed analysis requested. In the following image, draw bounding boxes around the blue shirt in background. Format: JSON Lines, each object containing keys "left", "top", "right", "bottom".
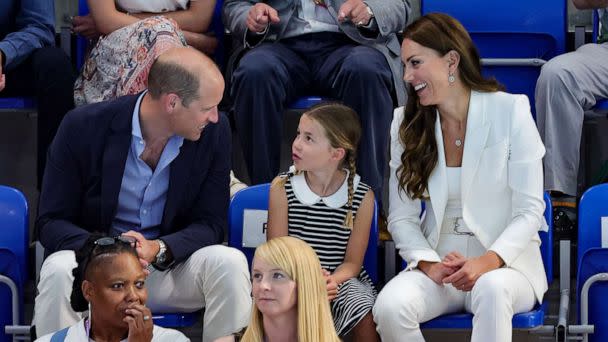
{"left": 111, "top": 92, "right": 185, "bottom": 239}
{"left": 0, "top": 0, "right": 55, "bottom": 71}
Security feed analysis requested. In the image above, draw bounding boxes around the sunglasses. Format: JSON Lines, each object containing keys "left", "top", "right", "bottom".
{"left": 94, "top": 235, "right": 137, "bottom": 247}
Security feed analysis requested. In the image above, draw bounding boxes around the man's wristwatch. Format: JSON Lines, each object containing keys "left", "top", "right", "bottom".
{"left": 154, "top": 239, "right": 168, "bottom": 265}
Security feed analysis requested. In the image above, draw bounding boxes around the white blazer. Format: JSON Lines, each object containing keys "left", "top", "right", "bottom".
{"left": 388, "top": 91, "right": 548, "bottom": 303}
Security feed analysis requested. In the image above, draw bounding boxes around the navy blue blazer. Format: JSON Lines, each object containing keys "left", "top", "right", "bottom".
{"left": 36, "top": 94, "right": 231, "bottom": 264}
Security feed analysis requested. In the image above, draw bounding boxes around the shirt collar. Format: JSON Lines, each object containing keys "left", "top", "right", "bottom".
{"left": 131, "top": 91, "right": 146, "bottom": 139}
{"left": 289, "top": 165, "right": 360, "bottom": 208}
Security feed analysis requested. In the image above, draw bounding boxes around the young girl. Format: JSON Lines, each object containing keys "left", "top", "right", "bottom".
{"left": 267, "top": 103, "right": 378, "bottom": 341}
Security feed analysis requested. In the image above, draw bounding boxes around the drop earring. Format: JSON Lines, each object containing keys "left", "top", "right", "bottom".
{"left": 448, "top": 73, "right": 455, "bottom": 84}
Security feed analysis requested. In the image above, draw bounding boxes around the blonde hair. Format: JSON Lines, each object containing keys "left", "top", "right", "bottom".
{"left": 241, "top": 236, "right": 340, "bottom": 342}
{"left": 274, "top": 103, "right": 361, "bottom": 228}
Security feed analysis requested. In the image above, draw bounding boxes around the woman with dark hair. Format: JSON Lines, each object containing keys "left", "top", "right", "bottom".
{"left": 36, "top": 235, "right": 189, "bottom": 341}
{"left": 373, "top": 13, "right": 548, "bottom": 342}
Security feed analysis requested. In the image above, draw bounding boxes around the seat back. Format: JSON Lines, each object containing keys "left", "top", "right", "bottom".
{"left": 0, "top": 98, "right": 36, "bottom": 111}
{"left": 0, "top": 186, "right": 28, "bottom": 284}
{"left": 0, "top": 186, "right": 27, "bottom": 342}
{"left": 228, "top": 183, "right": 379, "bottom": 283}
{"left": 577, "top": 184, "right": 608, "bottom": 267}
{"left": 577, "top": 248, "right": 608, "bottom": 342}
{"left": 541, "top": 192, "right": 553, "bottom": 285}
{"left": 576, "top": 184, "right": 608, "bottom": 342}
{"left": 420, "top": 0, "right": 567, "bottom": 117}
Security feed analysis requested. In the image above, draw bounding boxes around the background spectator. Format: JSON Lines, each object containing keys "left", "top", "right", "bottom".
{"left": 0, "top": 0, "right": 75, "bottom": 188}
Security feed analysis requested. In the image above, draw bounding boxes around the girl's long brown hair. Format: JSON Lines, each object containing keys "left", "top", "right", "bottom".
{"left": 398, "top": 13, "right": 503, "bottom": 199}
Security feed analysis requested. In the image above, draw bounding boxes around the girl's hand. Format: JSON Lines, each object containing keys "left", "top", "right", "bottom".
{"left": 322, "top": 269, "right": 338, "bottom": 301}
{"left": 124, "top": 303, "right": 153, "bottom": 342}
{"left": 442, "top": 251, "right": 504, "bottom": 291}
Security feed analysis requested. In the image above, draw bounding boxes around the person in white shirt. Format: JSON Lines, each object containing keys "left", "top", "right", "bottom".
{"left": 36, "top": 235, "right": 189, "bottom": 342}
{"left": 373, "top": 13, "right": 548, "bottom": 342}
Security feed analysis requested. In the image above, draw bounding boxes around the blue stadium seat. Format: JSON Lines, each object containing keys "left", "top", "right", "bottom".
{"left": 575, "top": 184, "right": 608, "bottom": 342}
{"left": 0, "top": 97, "right": 36, "bottom": 111}
{"left": 417, "top": 192, "right": 553, "bottom": 330}
{"left": 0, "top": 186, "right": 28, "bottom": 342}
{"left": 420, "top": 0, "right": 567, "bottom": 117}
{"left": 289, "top": 96, "right": 331, "bottom": 110}
{"left": 228, "top": 183, "right": 379, "bottom": 284}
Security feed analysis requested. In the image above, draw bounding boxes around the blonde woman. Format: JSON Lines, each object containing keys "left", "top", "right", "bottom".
{"left": 242, "top": 236, "right": 340, "bottom": 342}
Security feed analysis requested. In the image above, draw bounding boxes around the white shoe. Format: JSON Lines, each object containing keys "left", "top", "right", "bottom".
{"left": 230, "top": 171, "right": 247, "bottom": 198}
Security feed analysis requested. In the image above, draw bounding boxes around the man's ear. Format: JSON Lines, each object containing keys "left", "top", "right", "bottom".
{"left": 162, "top": 93, "right": 179, "bottom": 113}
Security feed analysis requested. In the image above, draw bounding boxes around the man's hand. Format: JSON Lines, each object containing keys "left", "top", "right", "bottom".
{"left": 122, "top": 231, "right": 160, "bottom": 267}
{"left": 418, "top": 260, "right": 459, "bottom": 285}
{"left": 0, "top": 52, "right": 5, "bottom": 92}
{"left": 338, "top": 0, "right": 373, "bottom": 26}
{"left": 72, "top": 14, "right": 101, "bottom": 40}
{"left": 322, "top": 269, "right": 338, "bottom": 301}
{"left": 246, "top": 3, "right": 280, "bottom": 33}
{"left": 441, "top": 251, "right": 504, "bottom": 291}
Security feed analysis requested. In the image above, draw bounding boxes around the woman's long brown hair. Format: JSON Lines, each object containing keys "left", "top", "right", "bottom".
{"left": 397, "top": 13, "right": 503, "bottom": 199}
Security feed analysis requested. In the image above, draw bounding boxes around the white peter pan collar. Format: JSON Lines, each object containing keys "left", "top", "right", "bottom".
{"left": 288, "top": 165, "right": 360, "bottom": 209}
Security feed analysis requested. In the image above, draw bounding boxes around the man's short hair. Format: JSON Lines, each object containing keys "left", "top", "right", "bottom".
{"left": 147, "top": 59, "right": 200, "bottom": 107}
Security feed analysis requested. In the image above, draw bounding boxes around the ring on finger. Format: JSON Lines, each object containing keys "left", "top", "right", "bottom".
{"left": 357, "top": 21, "right": 364, "bottom": 26}
{"left": 143, "top": 315, "right": 150, "bottom": 321}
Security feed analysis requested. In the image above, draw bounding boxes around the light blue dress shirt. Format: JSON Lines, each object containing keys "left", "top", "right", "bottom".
{"left": 0, "top": 0, "right": 55, "bottom": 71}
{"left": 111, "top": 92, "right": 184, "bottom": 239}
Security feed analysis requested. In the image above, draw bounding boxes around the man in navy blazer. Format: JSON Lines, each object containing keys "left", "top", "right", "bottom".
{"left": 33, "top": 48, "right": 251, "bottom": 342}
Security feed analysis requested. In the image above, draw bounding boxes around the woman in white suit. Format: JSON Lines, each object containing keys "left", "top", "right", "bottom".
{"left": 373, "top": 13, "right": 548, "bottom": 342}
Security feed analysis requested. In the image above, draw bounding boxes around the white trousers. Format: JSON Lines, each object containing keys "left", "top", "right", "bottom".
{"left": 33, "top": 245, "right": 252, "bottom": 342}
{"left": 373, "top": 268, "right": 536, "bottom": 342}
{"left": 375, "top": 214, "right": 537, "bottom": 342}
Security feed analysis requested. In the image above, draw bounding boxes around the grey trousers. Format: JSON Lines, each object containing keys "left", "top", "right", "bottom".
{"left": 535, "top": 43, "right": 608, "bottom": 196}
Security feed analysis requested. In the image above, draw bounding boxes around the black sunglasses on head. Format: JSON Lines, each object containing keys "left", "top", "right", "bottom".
{"left": 94, "top": 235, "right": 137, "bottom": 247}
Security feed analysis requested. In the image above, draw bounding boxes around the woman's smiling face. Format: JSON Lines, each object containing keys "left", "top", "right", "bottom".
{"left": 402, "top": 38, "right": 454, "bottom": 107}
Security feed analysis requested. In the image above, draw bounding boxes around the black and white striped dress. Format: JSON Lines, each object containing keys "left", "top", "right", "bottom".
{"left": 283, "top": 170, "right": 377, "bottom": 336}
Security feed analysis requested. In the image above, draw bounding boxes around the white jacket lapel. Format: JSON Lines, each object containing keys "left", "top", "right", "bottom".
{"left": 461, "top": 91, "right": 490, "bottom": 202}
{"left": 428, "top": 112, "right": 447, "bottom": 236}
